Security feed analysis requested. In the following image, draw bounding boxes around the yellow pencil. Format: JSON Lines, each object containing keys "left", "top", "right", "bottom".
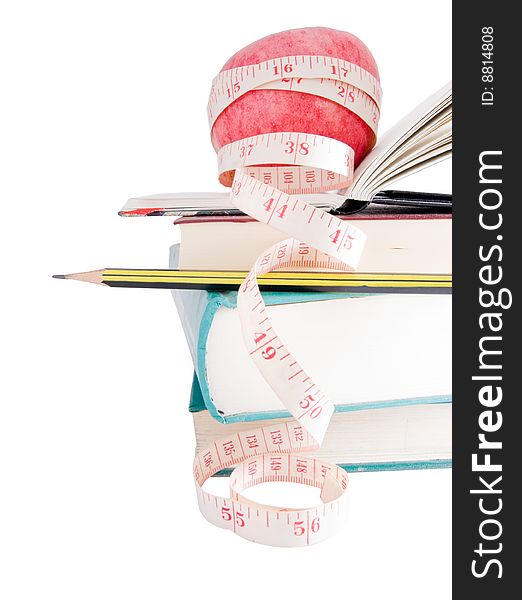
{"left": 53, "top": 268, "right": 452, "bottom": 294}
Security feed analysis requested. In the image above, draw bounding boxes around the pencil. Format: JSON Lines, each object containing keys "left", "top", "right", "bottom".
{"left": 53, "top": 268, "right": 452, "bottom": 294}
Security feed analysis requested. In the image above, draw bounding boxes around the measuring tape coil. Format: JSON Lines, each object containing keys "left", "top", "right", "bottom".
{"left": 194, "top": 55, "right": 381, "bottom": 546}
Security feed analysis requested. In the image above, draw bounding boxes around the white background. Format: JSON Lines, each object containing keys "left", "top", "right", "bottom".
{"left": 0, "top": 1, "right": 451, "bottom": 599}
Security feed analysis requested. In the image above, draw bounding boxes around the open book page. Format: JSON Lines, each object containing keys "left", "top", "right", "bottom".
{"left": 365, "top": 127, "right": 451, "bottom": 192}
{"left": 344, "top": 82, "right": 452, "bottom": 202}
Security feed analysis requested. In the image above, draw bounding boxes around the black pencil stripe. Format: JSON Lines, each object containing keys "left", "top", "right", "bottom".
{"left": 105, "top": 281, "right": 452, "bottom": 294}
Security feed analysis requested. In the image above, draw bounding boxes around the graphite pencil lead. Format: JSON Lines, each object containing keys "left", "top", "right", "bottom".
{"left": 52, "top": 269, "right": 106, "bottom": 285}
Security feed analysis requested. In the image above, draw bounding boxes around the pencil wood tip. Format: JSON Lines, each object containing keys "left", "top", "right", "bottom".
{"left": 52, "top": 269, "right": 105, "bottom": 285}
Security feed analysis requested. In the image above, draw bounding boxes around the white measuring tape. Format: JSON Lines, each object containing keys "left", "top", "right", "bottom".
{"left": 194, "top": 54, "right": 380, "bottom": 546}
{"left": 217, "top": 132, "right": 355, "bottom": 194}
{"left": 208, "top": 54, "right": 382, "bottom": 132}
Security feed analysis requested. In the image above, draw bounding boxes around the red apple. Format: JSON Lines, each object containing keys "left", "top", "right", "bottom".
{"left": 211, "top": 27, "right": 380, "bottom": 186}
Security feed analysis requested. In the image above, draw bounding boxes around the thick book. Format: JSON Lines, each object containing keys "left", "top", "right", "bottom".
{"left": 175, "top": 209, "right": 451, "bottom": 273}
{"left": 189, "top": 375, "right": 452, "bottom": 472}
{"left": 169, "top": 244, "right": 452, "bottom": 425}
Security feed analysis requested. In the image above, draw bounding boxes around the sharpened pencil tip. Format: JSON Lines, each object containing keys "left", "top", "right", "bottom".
{"left": 52, "top": 274, "right": 67, "bottom": 279}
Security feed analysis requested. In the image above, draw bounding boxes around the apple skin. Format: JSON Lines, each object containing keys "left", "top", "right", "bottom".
{"left": 212, "top": 27, "right": 380, "bottom": 186}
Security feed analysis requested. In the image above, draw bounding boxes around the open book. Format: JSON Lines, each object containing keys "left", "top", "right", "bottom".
{"left": 344, "top": 82, "right": 451, "bottom": 203}
{"left": 119, "top": 82, "right": 451, "bottom": 217}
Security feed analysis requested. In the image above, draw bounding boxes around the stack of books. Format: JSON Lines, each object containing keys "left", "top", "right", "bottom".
{"left": 122, "top": 84, "right": 452, "bottom": 473}
{"left": 169, "top": 205, "right": 451, "bottom": 472}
